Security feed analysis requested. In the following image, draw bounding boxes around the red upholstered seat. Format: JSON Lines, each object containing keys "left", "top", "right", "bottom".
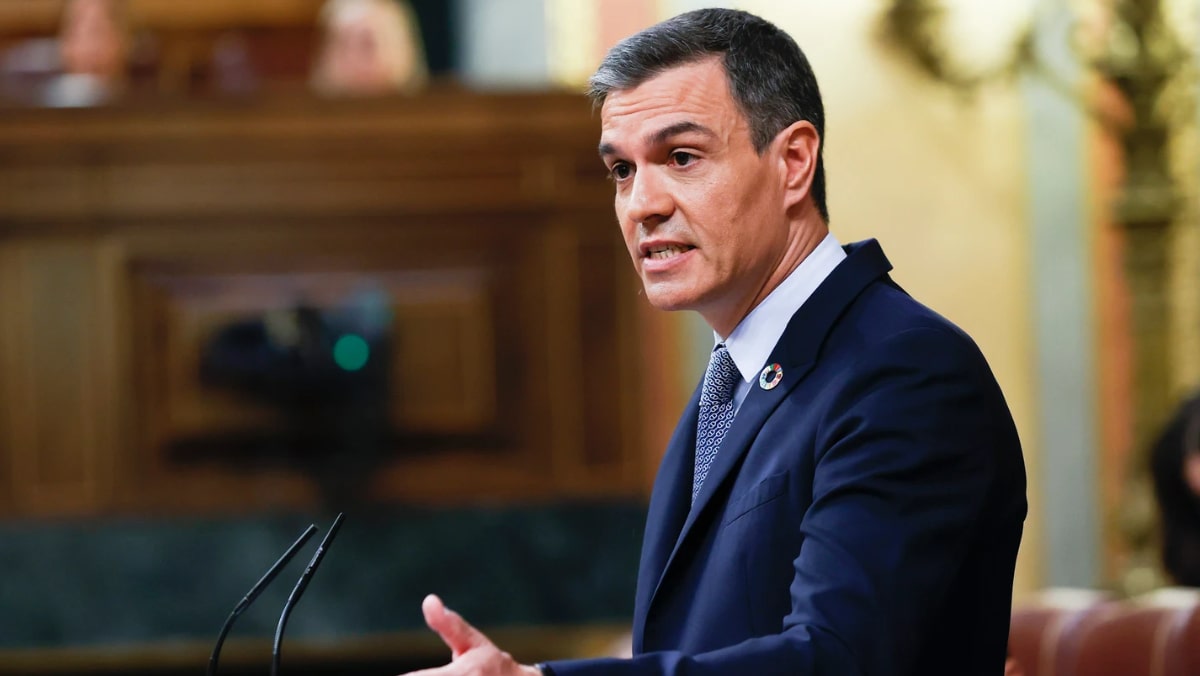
{"left": 1160, "top": 601, "right": 1200, "bottom": 676}
{"left": 1009, "top": 590, "right": 1111, "bottom": 676}
{"left": 1012, "top": 589, "right": 1200, "bottom": 676}
{"left": 1009, "top": 605, "right": 1069, "bottom": 676}
{"left": 1054, "top": 603, "right": 1178, "bottom": 676}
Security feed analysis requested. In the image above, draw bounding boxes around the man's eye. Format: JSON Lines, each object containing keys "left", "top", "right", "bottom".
{"left": 610, "top": 163, "right": 632, "bottom": 180}
{"left": 671, "top": 151, "right": 696, "bottom": 167}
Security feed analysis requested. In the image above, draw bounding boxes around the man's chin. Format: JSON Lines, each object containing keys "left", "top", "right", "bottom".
{"left": 642, "top": 287, "right": 698, "bottom": 313}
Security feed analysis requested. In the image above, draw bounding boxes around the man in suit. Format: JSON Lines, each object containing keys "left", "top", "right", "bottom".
{"left": 401, "top": 8, "right": 1026, "bottom": 675}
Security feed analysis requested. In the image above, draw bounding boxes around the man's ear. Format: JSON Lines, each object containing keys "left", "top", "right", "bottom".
{"left": 778, "top": 120, "right": 820, "bottom": 211}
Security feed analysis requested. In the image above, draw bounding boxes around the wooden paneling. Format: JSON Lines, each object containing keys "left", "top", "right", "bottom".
{"left": 0, "top": 0, "right": 327, "bottom": 34}
{"left": 0, "top": 95, "right": 612, "bottom": 222}
{"left": 0, "top": 240, "right": 120, "bottom": 516}
{"left": 0, "top": 246, "right": 14, "bottom": 514}
{"left": 0, "top": 92, "right": 650, "bottom": 516}
{"left": 134, "top": 265, "right": 499, "bottom": 437}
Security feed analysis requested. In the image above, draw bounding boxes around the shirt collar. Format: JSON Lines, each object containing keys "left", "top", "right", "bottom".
{"left": 717, "top": 232, "right": 847, "bottom": 384}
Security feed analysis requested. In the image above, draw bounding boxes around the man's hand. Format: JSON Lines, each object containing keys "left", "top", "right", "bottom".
{"left": 397, "top": 594, "right": 543, "bottom": 676}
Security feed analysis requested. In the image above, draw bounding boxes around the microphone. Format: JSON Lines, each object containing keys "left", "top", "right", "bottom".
{"left": 271, "top": 512, "right": 345, "bottom": 676}
{"left": 208, "top": 524, "right": 319, "bottom": 676}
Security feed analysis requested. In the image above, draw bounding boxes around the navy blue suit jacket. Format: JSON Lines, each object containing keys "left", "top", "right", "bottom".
{"left": 548, "top": 240, "right": 1026, "bottom": 676}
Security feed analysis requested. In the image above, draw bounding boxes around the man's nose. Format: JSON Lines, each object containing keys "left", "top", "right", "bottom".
{"left": 625, "top": 168, "right": 673, "bottom": 227}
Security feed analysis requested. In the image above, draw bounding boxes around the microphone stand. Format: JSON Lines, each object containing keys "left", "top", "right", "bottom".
{"left": 207, "top": 524, "right": 319, "bottom": 676}
{"left": 271, "top": 512, "right": 345, "bottom": 676}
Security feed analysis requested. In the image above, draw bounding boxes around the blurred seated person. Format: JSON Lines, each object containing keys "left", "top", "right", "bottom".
{"left": 310, "top": 0, "right": 427, "bottom": 97}
{"left": 0, "top": 0, "right": 131, "bottom": 107}
{"left": 1150, "top": 392, "right": 1200, "bottom": 586}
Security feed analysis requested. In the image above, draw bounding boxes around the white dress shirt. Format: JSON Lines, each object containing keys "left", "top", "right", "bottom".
{"left": 718, "top": 233, "right": 846, "bottom": 411}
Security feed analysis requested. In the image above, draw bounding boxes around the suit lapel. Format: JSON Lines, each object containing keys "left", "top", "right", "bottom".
{"left": 632, "top": 380, "right": 701, "bottom": 646}
{"left": 642, "top": 239, "right": 896, "bottom": 619}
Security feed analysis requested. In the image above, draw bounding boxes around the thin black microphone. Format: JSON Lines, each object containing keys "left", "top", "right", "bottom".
{"left": 271, "top": 512, "right": 345, "bottom": 676}
{"left": 208, "top": 524, "right": 319, "bottom": 676}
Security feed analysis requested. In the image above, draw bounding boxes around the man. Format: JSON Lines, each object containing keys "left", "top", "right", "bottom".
{"left": 401, "top": 8, "right": 1026, "bottom": 675}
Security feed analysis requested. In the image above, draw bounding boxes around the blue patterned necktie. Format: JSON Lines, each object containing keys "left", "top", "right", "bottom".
{"left": 693, "top": 344, "right": 739, "bottom": 503}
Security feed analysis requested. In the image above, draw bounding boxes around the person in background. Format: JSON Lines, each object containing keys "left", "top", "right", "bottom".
{"left": 49, "top": 0, "right": 129, "bottom": 106}
{"left": 310, "top": 0, "right": 427, "bottom": 97}
{"left": 1150, "top": 392, "right": 1200, "bottom": 587}
{"left": 0, "top": 0, "right": 130, "bottom": 107}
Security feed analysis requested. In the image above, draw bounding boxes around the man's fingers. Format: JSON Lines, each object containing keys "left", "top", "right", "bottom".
{"left": 397, "top": 667, "right": 453, "bottom": 676}
{"left": 422, "top": 594, "right": 489, "bottom": 657}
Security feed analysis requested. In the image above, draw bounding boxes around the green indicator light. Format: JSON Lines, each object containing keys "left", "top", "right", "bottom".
{"left": 333, "top": 334, "right": 370, "bottom": 371}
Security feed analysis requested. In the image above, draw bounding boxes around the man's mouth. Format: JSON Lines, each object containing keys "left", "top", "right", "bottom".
{"left": 646, "top": 244, "right": 695, "bottom": 260}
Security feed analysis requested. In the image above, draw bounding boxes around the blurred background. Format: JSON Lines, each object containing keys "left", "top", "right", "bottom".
{"left": 0, "top": 0, "right": 1198, "bottom": 674}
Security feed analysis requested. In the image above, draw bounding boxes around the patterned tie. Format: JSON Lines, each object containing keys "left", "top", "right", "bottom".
{"left": 693, "top": 344, "right": 739, "bottom": 503}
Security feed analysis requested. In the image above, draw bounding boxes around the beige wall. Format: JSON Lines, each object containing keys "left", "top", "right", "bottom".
{"left": 741, "top": 0, "right": 1042, "bottom": 596}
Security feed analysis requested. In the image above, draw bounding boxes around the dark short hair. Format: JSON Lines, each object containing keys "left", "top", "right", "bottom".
{"left": 1151, "top": 393, "right": 1200, "bottom": 586}
{"left": 588, "top": 8, "right": 828, "bottom": 223}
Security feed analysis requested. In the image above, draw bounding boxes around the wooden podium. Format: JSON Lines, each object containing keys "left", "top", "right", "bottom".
{"left": 0, "top": 90, "right": 658, "bottom": 518}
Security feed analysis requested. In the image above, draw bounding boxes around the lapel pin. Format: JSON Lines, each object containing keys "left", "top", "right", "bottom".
{"left": 759, "top": 363, "right": 783, "bottom": 390}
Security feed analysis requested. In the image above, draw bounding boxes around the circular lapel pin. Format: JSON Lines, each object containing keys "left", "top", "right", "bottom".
{"left": 759, "top": 363, "right": 783, "bottom": 390}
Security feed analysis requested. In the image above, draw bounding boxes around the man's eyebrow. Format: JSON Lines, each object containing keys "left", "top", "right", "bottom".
{"left": 598, "top": 121, "right": 717, "bottom": 159}
{"left": 646, "top": 121, "right": 716, "bottom": 147}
